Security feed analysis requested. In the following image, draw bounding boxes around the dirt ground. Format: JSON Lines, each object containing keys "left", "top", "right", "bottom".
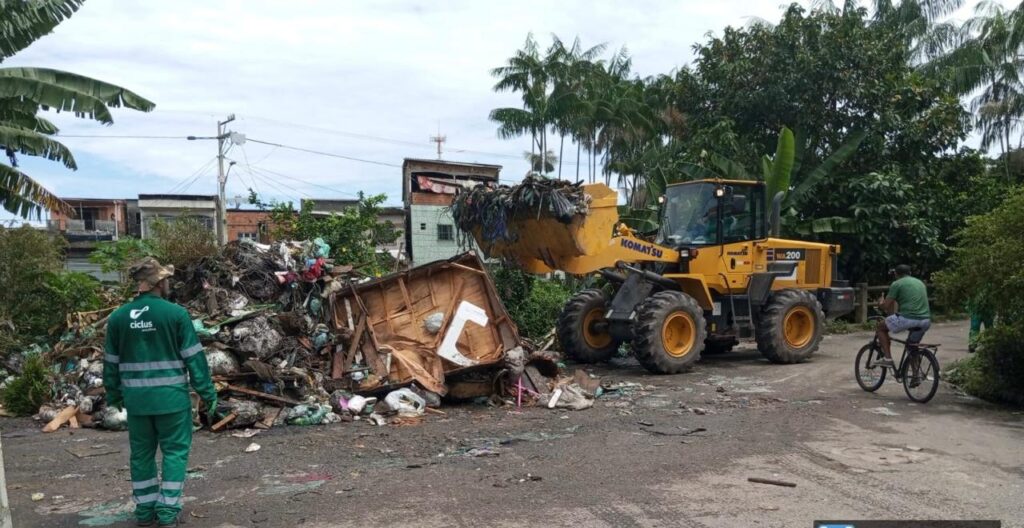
{"left": 3, "top": 320, "right": 1022, "bottom": 528}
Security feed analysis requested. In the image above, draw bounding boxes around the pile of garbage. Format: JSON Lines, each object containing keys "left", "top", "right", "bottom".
{"left": 449, "top": 175, "right": 591, "bottom": 243}
{"left": 24, "top": 244, "right": 593, "bottom": 434}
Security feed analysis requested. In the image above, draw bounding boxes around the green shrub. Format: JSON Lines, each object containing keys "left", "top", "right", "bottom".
{"left": 44, "top": 271, "right": 103, "bottom": 316}
{"left": 946, "top": 326, "right": 1024, "bottom": 406}
{"left": 1, "top": 354, "right": 51, "bottom": 416}
{"left": 90, "top": 237, "right": 155, "bottom": 278}
{"left": 150, "top": 216, "right": 218, "bottom": 269}
{"left": 936, "top": 188, "right": 1024, "bottom": 406}
{"left": 0, "top": 227, "right": 65, "bottom": 353}
{"left": 491, "top": 266, "right": 572, "bottom": 340}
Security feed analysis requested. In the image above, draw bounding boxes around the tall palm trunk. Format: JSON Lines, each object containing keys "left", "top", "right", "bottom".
{"left": 573, "top": 140, "right": 581, "bottom": 183}
{"left": 557, "top": 134, "right": 565, "bottom": 180}
{"left": 1005, "top": 120, "right": 1013, "bottom": 183}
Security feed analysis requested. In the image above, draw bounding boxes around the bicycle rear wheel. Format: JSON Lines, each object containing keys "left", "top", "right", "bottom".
{"left": 903, "top": 348, "right": 940, "bottom": 403}
{"left": 855, "top": 342, "right": 886, "bottom": 392}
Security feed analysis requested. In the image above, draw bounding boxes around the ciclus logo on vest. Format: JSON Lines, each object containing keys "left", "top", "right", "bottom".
{"left": 129, "top": 306, "right": 154, "bottom": 330}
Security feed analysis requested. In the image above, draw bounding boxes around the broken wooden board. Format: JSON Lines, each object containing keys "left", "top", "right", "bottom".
{"left": 42, "top": 406, "right": 78, "bottom": 433}
{"left": 329, "top": 253, "right": 521, "bottom": 394}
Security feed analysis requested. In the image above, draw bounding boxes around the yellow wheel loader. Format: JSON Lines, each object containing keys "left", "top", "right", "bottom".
{"left": 470, "top": 179, "right": 855, "bottom": 374}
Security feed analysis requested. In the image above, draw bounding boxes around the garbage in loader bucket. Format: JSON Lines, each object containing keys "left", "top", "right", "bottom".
{"left": 450, "top": 177, "right": 620, "bottom": 273}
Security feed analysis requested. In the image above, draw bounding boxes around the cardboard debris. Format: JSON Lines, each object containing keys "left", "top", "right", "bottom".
{"left": 329, "top": 253, "right": 520, "bottom": 395}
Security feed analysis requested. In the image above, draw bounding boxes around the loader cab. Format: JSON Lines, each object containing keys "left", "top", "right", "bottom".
{"left": 661, "top": 180, "right": 767, "bottom": 248}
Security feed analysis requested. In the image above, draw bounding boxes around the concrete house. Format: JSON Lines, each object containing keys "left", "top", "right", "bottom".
{"left": 137, "top": 194, "right": 217, "bottom": 239}
{"left": 401, "top": 158, "right": 501, "bottom": 266}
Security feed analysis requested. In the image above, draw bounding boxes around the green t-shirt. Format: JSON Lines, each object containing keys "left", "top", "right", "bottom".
{"left": 886, "top": 276, "right": 931, "bottom": 320}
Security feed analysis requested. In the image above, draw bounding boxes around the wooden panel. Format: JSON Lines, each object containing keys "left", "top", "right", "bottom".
{"left": 328, "top": 254, "right": 519, "bottom": 392}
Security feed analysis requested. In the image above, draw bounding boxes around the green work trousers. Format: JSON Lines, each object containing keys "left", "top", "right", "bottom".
{"left": 127, "top": 410, "right": 192, "bottom": 525}
{"left": 969, "top": 310, "right": 994, "bottom": 349}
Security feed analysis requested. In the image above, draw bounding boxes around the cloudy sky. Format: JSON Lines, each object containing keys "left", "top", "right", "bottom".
{"left": 5, "top": 0, "right": 1005, "bottom": 217}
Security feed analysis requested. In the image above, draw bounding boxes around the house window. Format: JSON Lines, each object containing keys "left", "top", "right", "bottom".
{"left": 437, "top": 224, "right": 454, "bottom": 241}
{"left": 238, "top": 232, "right": 258, "bottom": 241}
{"left": 420, "top": 223, "right": 426, "bottom": 231}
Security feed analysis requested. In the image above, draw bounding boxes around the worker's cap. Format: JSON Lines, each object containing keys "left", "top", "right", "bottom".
{"left": 129, "top": 257, "right": 174, "bottom": 291}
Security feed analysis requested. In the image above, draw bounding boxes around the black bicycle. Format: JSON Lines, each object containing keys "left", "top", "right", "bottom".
{"left": 855, "top": 317, "right": 941, "bottom": 403}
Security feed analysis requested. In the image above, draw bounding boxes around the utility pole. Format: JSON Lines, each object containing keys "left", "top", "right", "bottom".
{"left": 216, "top": 114, "right": 235, "bottom": 246}
{"left": 188, "top": 115, "right": 238, "bottom": 246}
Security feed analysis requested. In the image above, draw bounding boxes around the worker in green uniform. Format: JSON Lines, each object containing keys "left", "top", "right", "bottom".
{"left": 104, "top": 258, "right": 218, "bottom": 527}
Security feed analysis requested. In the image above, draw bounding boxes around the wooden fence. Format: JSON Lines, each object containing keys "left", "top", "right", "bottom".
{"left": 852, "top": 283, "right": 940, "bottom": 323}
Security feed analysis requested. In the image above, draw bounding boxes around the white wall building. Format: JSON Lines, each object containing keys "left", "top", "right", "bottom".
{"left": 401, "top": 158, "right": 501, "bottom": 267}
{"left": 137, "top": 194, "right": 217, "bottom": 239}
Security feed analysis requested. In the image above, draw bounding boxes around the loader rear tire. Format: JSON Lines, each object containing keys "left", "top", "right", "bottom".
{"left": 755, "top": 289, "right": 824, "bottom": 364}
{"left": 633, "top": 291, "right": 706, "bottom": 374}
{"left": 558, "top": 289, "right": 619, "bottom": 364}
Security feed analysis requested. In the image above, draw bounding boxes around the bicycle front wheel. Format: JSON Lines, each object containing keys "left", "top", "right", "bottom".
{"left": 903, "top": 348, "right": 940, "bottom": 403}
{"left": 855, "top": 342, "right": 886, "bottom": 392}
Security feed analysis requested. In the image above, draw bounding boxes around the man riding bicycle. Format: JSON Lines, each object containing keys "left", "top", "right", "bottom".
{"left": 875, "top": 264, "right": 931, "bottom": 368}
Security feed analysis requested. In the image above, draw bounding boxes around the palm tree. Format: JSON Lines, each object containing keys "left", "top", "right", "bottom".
{"left": 490, "top": 34, "right": 549, "bottom": 173}
{"left": 523, "top": 150, "right": 557, "bottom": 175}
{"left": 931, "top": 1, "right": 1024, "bottom": 180}
{"left": 1, "top": 0, "right": 155, "bottom": 219}
{"left": 546, "top": 36, "right": 605, "bottom": 180}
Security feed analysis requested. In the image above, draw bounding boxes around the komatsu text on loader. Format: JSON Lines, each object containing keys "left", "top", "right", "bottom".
{"left": 470, "top": 179, "right": 856, "bottom": 374}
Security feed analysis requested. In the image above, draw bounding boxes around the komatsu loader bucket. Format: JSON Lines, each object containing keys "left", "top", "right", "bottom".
{"left": 470, "top": 183, "right": 620, "bottom": 274}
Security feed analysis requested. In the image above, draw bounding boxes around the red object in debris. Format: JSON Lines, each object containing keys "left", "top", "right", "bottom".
{"left": 301, "top": 258, "right": 325, "bottom": 282}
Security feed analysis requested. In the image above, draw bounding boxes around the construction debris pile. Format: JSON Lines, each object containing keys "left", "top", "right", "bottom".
{"left": 25, "top": 245, "right": 593, "bottom": 434}
{"left": 449, "top": 175, "right": 591, "bottom": 244}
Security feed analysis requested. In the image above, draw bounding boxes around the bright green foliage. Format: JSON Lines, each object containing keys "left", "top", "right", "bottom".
{"left": 149, "top": 217, "right": 218, "bottom": 270}
{"left": 90, "top": 237, "right": 156, "bottom": 277}
{"left": 1, "top": 353, "right": 51, "bottom": 416}
{"left": 936, "top": 187, "right": 1024, "bottom": 405}
{"left": 763, "top": 127, "right": 795, "bottom": 202}
{"left": 266, "top": 193, "right": 399, "bottom": 277}
{"left": 0, "top": 226, "right": 63, "bottom": 349}
{"left": 0, "top": 0, "right": 155, "bottom": 218}
{"left": 43, "top": 270, "right": 102, "bottom": 317}
{"left": 0, "top": 226, "right": 103, "bottom": 353}
{"left": 491, "top": 266, "right": 572, "bottom": 341}
{"left": 833, "top": 171, "right": 946, "bottom": 281}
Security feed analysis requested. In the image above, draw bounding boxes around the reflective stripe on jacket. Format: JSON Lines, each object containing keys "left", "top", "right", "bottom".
{"left": 103, "top": 292, "right": 216, "bottom": 415}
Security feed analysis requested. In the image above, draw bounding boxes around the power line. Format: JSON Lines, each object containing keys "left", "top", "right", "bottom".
{"left": 167, "top": 156, "right": 217, "bottom": 193}
{"left": 54, "top": 128, "right": 570, "bottom": 165}
{"left": 245, "top": 138, "right": 401, "bottom": 168}
{"left": 248, "top": 169, "right": 307, "bottom": 204}
{"left": 238, "top": 146, "right": 262, "bottom": 199}
{"left": 58, "top": 134, "right": 188, "bottom": 139}
{"left": 242, "top": 163, "right": 359, "bottom": 198}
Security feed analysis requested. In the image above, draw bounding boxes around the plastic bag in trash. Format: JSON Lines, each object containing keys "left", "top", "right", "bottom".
{"left": 313, "top": 237, "right": 331, "bottom": 258}
{"left": 346, "top": 395, "right": 376, "bottom": 415}
{"left": 206, "top": 349, "right": 240, "bottom": 376}
{"left": 540, "top": 383, "right": 593, "bottom": 411}
{"left": 384, "top": 388, "right": 426, "bottom": 417}
{"left": 99, "top": 406, "right": 129, "bottom": 431}
{"left": 423, "top": 312, "right": 444, "bottom": 334}
{"left": 504, "top": 346, "right": 526, "bottom": 375}
{"left": 408, "top": 384, "right": 441, "bottom": 408}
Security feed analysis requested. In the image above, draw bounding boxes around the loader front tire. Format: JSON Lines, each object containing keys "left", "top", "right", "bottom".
{"left": 558, "top": 289, "right": 619, "bottom": 363}
{"left": 755, "top": 289, "right": 825, "bottom": 364}
{"left": 633, "top": 291, "right": 706, "bottom": 374}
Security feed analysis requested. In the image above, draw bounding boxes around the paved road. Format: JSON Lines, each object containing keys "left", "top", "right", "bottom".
{"left": 3, "top": 321, "right": 1022, "bottom": 527}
